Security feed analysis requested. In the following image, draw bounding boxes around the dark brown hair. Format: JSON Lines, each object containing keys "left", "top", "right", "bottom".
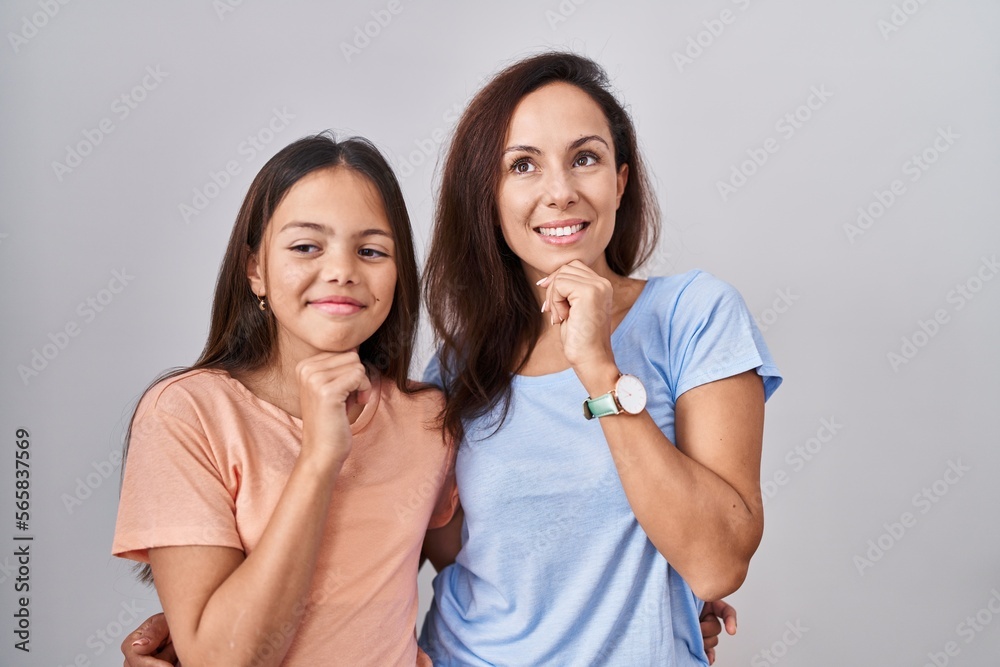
{"left": 423, "top": 51, "right": 660, "bottom": 446}
{"left": 124, "top": 133, "right": 420, "bottom": 582}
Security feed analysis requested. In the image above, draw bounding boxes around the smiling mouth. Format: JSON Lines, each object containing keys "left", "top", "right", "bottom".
{"left": 309, "top": 297, "right": 365, "bottom": 316}
{"left": 535, "top": 222, "right": 589, "bottom": 237}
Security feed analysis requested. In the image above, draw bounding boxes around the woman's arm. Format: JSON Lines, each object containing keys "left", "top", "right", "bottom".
{"left": 147, "top": 352, "right": 370, "bottom": 667}
{"left": 541, "top": 262, "right": 765, "bottom": 600}
{"left": 585, "top": 368, "right": 764, "bottom": 600}
{"left": 420, "top": 504, "right": 463, "bottom": 572}
{"left": 121, "top": 613, "right": 176, "bottom": 666}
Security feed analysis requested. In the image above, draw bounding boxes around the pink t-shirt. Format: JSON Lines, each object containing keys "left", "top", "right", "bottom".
{"left": 113, "top": 368, "right": 457, "bottom": 666}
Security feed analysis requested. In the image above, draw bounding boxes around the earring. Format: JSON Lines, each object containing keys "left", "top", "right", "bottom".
{"left": 258, "top": 295, "right": 267, "bottom": 311}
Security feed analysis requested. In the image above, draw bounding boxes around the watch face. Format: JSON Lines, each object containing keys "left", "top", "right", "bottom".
{"left": 616, "top": 374, "right": 647, "bottom": 414}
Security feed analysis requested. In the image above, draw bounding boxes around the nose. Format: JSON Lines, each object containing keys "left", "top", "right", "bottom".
{"left": 543, "top": 167, "right": 578, "bottom": 210}
{"left": 319, "top": 245, "right": 359, "bottom": 284}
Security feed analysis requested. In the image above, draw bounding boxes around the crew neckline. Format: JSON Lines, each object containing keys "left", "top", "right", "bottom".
{"left": 213, "top": 368, "right": 381, "bottom": 434}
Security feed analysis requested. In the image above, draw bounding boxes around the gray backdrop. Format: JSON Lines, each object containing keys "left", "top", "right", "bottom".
{"left": 2, "top": 1, "right": 998, "bottom": 665}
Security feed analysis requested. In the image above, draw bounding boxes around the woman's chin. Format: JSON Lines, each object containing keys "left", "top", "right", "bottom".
{"left": 522, "top": 253, "right": 605, "bottom": 277}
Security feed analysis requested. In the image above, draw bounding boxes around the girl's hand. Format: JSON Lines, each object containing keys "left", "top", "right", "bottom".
{"left": 296, "top": 351, "right": 371, "bottom": 466}
{"left": 700, "top": 598, "right": 738, "bottom": 665}
{"left": 537, "top": 260, "right": 617, "bottom": 382}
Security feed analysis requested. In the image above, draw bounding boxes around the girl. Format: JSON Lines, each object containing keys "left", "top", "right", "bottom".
{"left": 113, "top": 134, "right": 457, "bottom": 666}
{"left": 417, "top": 52, "right": 781, "bottom": 665}
{"left": 120, "top": 60, "right": 745, "bottom": 664}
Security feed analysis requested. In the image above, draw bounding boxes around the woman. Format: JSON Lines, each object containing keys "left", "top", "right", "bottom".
{"left": 123, "top": 52, "right": 766, "bottom": 666}
{"left": 416, "top": 52, "right": 780, "bottom": 665}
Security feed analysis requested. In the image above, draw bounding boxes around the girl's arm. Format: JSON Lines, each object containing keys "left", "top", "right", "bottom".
{"left": 542, "top": 262, "right": 766, "bottom": 601}
{"left": 148, "top": 352, "right": 370, "bottom": 667}
{"left": 700, "top": 599, "right": 738, "bottom": 665}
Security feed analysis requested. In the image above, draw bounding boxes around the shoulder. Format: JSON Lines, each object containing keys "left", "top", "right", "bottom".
{"left": 646, "top": 269, "right": 743, "bottom": 306}
{"left": 134, "top": 368, "right": 235, "bottom": 424}
{"left": 380, "top": 379, "right": 446, "bottom": 418}
{"left": 376, "top": 378, "right": 450, "bottom": 444}
{"left": 419, "top": 353, "right": 446, "bottom": 390}
{"left": 645, "top": 272, "right": 782, "bottom": 399}
{"left": 636, "top": 270, "right": 748, "bottom": 324}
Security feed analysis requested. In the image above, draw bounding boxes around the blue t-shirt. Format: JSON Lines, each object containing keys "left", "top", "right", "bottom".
{"left": 418, "top": 271, "right": 782, "bottom": 666}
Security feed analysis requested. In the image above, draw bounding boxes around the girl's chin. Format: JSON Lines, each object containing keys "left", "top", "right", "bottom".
{"left": 277, "top": 336, "right": 369, "bottom": 361}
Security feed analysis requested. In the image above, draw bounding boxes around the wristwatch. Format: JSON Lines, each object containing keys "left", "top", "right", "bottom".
{"left": 583, "top": 374, "right": 647, "bottom": 419}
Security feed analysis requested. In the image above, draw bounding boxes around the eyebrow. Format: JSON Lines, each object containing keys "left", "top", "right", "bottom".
{"left": 503, "top": 134, "right": 610, "bottom": 155}
{"left": 279, "top": 221, "right": 393, "bottom": 239}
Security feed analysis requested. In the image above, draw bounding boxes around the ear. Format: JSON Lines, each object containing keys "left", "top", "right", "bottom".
{"left": 615, "top": 163, "right": 629, "bottom": 209}
{"left": 246, "top": 247, "right": 265, "bottom": 298}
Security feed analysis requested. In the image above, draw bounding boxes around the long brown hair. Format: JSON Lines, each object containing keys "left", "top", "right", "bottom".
{"left": 424, "top": 52, "right": 660, "bottom": 446}
{"left": 124, "top": 133, "right": 420, "bottom": 582}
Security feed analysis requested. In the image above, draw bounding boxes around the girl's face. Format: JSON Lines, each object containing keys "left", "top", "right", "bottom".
{"left": 248, "top": 167, "right": 397, "bottom": 366}
{"left": 496, "top": 82, "right": 628, "bottom": 282}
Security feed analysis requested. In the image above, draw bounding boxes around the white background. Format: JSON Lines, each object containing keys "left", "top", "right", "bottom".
{"left": 1, "top": 1, "right": 998, "bottom": 665}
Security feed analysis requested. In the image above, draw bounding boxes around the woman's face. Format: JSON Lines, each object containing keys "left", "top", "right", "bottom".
{"left": 248, "top": 167, "right": 397, "bottom": 366}
{"left": 496, "top": 81, "right": 628, "bottom": 282}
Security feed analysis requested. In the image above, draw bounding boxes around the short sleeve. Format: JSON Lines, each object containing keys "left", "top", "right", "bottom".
{"left": 418, "top": 360, "right": 457, "bottom": 527}
{"left": 668, "top": 272, "right": 782, "bottom": 401}
{"left": 112, "top": 387, "right": 243, "bottom": 562}
{"left": 421, "top": 354, "right": 445, "bottom": 389}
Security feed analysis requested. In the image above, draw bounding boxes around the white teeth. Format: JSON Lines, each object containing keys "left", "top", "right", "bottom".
{"left": 538, "top": 223, "right": 585, "bottom": 237}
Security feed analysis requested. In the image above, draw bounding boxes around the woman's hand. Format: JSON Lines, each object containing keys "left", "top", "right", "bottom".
{"left": 121, "top": 613, "right": 178, "bottom": 666}
{"left": 700, "top": 599, "right": 738, "bottom": 665}
{"left": 537, "top": 260, "right": 618, "bottom": 385}
{"left": 296, "top": 351, "right": 372, "bottom": 465}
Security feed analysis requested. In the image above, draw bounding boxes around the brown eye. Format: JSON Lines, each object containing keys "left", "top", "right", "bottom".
{"left": 511, "top": 159, "right": 535, "bottom": 174}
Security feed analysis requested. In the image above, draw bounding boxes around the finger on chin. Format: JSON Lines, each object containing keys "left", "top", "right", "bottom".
{"left": 550, "top": 295, "right": 570, "bottom": 324}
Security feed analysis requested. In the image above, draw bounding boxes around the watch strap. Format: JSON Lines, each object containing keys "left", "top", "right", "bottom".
{"left": 583, "top": 392, "right": 619, "bottom": 420}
